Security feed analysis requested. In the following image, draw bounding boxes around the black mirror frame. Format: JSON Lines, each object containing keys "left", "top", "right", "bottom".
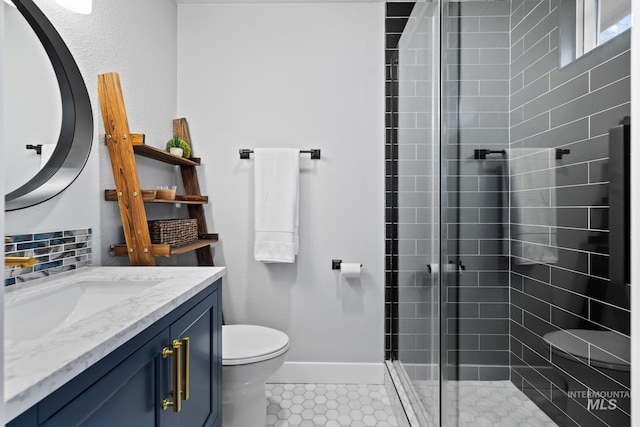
{"left": 5, "top": 0, "right": 93, "bottom": 211}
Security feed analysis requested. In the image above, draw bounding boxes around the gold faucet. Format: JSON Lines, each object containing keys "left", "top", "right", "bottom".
{"left": 4, "top": 238, "right": 37, "bottom": 267}
{"left": 5, "top": 257, "right": 37, "bottom": 268}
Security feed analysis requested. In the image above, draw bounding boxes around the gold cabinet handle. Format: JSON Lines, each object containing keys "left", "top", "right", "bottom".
{"left": 162, "top": 339, "right": 183, "bottom": 412}
{"left": 182, "top": 337, "right": 190, "bottom": 401}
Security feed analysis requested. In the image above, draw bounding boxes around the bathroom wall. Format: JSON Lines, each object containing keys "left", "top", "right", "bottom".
{"left": 5, "top": 0, "right": 179, "bottom": 266}
{"left": 444, "top": 0, "right": 512, "bottom": 380}
{"left": 1, "top": 3, "right": 5, "bottom": 423}
{"left": 508, "top": 1, "right": 630, "bottom": 425}
{"left": 177, "top": 2, "right": 386, "bottom": 383}
{"left": 632, "top": 20, "right": 640, "bottom": 417}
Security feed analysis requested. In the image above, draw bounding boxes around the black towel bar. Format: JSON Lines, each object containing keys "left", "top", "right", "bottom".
{"left": 474, "top": 149, "right": 505, "bottom": 159}
{"left": 474, "top": 148, "right": 571, "bottom": 160}
{"left": 239, "top": 149, "right": 321, "bottom": 159}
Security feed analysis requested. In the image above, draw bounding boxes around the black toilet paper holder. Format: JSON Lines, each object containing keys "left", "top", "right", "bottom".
{"left": 331, "top": 259, "right": 363, "bottom": 270}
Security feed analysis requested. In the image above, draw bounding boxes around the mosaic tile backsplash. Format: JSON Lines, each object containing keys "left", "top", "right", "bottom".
{"left": 4, "top": 229, "right": 92, "bottom": 286}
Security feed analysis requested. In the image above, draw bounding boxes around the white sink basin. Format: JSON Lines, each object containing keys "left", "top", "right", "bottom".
{"left": 5, "top": 279, "right": 160, "bottom": 341}
{"left": 4, "top": 266, "right": 226, "bottom": 424}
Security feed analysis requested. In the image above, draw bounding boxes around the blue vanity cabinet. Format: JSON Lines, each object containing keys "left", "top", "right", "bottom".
{"left": 164, "top": 291, "right": 222, "bottom": 427}
{"left": 39, "top": 330, "right": 170, "bottom": 427}
{"left": 7, "top": 280, "right": 222, "bottom": 427}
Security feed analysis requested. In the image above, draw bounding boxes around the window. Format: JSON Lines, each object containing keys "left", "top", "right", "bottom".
{"left": 560, "top": 0, "right": 632, "bottom": 66}
{"left": 597, "top": 0, "right": 632, "bottom": 44}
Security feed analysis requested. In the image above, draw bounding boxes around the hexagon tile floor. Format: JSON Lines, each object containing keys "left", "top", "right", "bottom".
{"left": 265, "top": 383, "right": 398, "bottom": 427}
{"left": 415, "top": 380, "right": 558, "bottom": 427}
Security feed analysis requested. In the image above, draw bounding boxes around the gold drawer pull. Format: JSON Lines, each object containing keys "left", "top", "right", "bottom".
{"left": 182, "top": 337, "right": 190, "bottom": 401}
{"left": 162, "top": 339, "right": 183, "bottom": 412}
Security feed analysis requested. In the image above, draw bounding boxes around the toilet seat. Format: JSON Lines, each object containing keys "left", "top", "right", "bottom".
{"left": 222, "top": 324, "right": 289, "bottom": 366}
{"left": 543, "top": 329, "right": 630, "bottom": 371}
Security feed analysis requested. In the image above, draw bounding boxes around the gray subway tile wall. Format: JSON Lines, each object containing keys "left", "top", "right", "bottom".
{"left": 509, "top": 0, "right": 630, "bottom": 426}
{"left": 385, "top": 1, "right": 416, "bottom": 361}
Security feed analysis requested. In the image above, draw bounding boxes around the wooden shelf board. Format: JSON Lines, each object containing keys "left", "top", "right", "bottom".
{"left": 168, "top": 237, "right": 218, "bottom": 255}
{"left": 133, "top": 144, "right": 201, "bottom": 166}
{"left": 110, "top": 236, "right": 218, "bottom": 257}
{"left": 104, "top": 190, "right": 208, "bottom": 204}
{"left": 148, "top": 198, "right": 208, "bottom": 205}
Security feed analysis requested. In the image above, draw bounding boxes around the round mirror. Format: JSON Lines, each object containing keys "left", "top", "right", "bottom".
{"left": 4, "top": 2, "right": 62, "bottom": 194}
{"left": 4, "top": 0, "right": 93, "bottom": 211}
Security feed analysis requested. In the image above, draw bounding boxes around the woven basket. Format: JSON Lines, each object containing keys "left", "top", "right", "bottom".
{"left": 148, "top": 218, "right": 197, "bottom": 247}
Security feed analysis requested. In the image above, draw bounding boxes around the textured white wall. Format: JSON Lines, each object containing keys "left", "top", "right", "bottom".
{"left": 631, "top": 16, "right": 639, "bottom": 417}
{"left": 1, "top": 3, "right": 5, "bottom": 423}
{"left": 5, "top": 0, "right": 178, "bottom": 266}
{"left": 177, "top": 2, "right": 385, "bottom": 378}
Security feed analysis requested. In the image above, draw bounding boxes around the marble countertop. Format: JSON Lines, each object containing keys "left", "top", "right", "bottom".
{"left": 4, "top": 266, "right": 225, "bottom": 422}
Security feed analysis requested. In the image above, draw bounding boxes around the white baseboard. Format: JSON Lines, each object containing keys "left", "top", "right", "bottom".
{"left": 267, "top": 361, "right": 385, "bottom": 384}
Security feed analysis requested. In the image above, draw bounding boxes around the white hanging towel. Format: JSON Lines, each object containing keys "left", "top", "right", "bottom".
{"left": 508, "top": 148, "right": 558, "bottom": 265}
{"left": 253, "top": 148, "right": 300, "bottom": 263}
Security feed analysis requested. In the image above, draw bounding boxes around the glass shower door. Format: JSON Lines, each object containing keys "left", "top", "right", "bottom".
{"left": 440, "top": 1, "right": 631, "bottom": 426}
{"left": 439, "top": 1, "right": 512, "bottom": 426}
{"left": 390, "top": 1, "right": 442, "bottom": 425}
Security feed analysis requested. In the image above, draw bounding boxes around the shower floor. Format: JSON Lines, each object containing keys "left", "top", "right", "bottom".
{"left": 266, "top": 383, "right": 398, "bottom": 426}
{"left": 415, "top": 380, "right": 558, "bottom": 427}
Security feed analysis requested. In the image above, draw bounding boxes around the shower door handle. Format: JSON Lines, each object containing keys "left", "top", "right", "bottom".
{"left": 426, "top": 261, "right": 465, "bottom": 274}
{"left": 608, "top": 117, "right": 630, "bottom": 286}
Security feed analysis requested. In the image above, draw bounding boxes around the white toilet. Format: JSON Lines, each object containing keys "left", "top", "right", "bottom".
{"left": 543, "top": 329, "right": 630, "bottom": 424}
{"left": 222, "top": 324, "right": 289, "bottom": 427}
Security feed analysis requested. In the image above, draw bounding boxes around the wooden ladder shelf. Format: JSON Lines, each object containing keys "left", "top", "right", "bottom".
{"left": 98, "top": 71, "right": 216, "bottom": 266}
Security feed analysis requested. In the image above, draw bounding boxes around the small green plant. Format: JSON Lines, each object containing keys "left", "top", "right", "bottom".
{"left": 166, "top": 135, "right": 191, "bottom": 158}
